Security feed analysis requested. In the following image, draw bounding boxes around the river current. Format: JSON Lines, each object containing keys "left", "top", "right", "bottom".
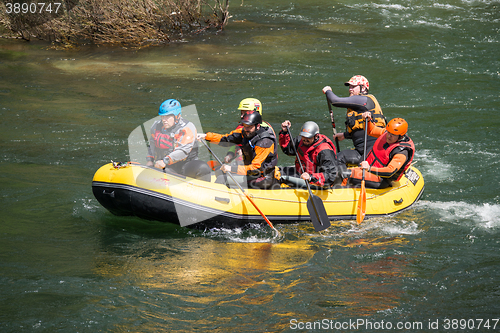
{"left": 1, "top": 0, "right": 499, "bottom": 331}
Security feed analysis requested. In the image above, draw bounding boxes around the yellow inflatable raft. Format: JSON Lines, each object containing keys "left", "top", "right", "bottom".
{"left": 92, "top": 162, "right": 424, "bottom": 229}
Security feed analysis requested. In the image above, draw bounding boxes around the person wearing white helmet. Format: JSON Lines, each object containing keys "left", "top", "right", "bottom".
{"left": 322, "top": 75, "right": 386, "bottom": 166}
{"left": 147, "top": 99, "right": 205, "bottom": 177}
{"left": 279, "top": 120, "right": 340, "bottom": 189}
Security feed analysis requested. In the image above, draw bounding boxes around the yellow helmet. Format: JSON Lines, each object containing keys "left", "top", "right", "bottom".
{"left": 238, "top": 98, "right": 262, "bottom": 115}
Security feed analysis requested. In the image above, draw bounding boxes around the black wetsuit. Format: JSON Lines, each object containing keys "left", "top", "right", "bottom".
{"left": 326, "top": 90, "right": 379, "bottom": 165}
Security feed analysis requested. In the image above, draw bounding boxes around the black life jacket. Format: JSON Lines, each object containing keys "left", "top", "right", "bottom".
{"left": 241, "top": 126, "right": 278, "bottom": 175}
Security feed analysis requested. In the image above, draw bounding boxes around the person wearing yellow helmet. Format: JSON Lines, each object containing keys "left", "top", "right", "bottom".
{"left": 238, "top": 98, "right": 262, "bottom": 118}
{"left": 197, "top": 112, "right": 279, "bottom": 190}
{"left": 222, "top": 98, "right": 275, "bottom": 164}
{"left": 322, "top": 75, "right": 386, "bottom": 166}
{"left": 344, "top": 112, "right": 415, "bottom": 189}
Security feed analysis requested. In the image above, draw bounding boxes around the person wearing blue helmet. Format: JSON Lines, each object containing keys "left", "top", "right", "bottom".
{"left": 147, "top": 99, "right": 204, "bottom": 177}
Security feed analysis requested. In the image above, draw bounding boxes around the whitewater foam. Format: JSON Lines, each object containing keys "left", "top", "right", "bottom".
{"left": 418, "top": 200, "right": 500, "bottom": 229}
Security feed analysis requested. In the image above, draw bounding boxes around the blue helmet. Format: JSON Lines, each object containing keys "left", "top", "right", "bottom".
{"left": 159, "top": 99, "right": 181, "bottom": 116}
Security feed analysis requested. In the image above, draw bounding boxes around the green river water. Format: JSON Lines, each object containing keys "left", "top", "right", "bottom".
{"left": 1, "top": 0, "right": 499, "bottom": 332}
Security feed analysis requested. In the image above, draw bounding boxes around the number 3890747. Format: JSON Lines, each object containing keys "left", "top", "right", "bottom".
{"left": 5, "top": 2, "right": 62, "bottom": 14}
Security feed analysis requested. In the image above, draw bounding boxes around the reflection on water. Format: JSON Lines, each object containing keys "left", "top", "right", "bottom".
{"left": 51, "top": 57, "right": 209, "bottom": 78}
{"left": 317, "top": 22, "right": 367, "bottom": 34}
{"left": 85, "top": 220, "right": 419, "bottom": 330}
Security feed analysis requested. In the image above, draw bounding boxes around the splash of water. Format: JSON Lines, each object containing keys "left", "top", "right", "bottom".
{"left": 418, "top": 200, "right": 500, "bottom": 229}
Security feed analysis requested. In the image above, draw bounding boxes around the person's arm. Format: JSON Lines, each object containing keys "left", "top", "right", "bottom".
{"left": 224, "top": 145, "right": 237, "bottom": 163}
{"left": 278, "top": 120, "right": 295, "bottom": 155}
{"left": 326, "top": 91, "right": 370, "bottom": 140}
{"left": 325, "top": 90, "right": 370, "bottom": 111}
{"left": 279, "top": 131, "right": 301, "bottom": 156}
{"left": 206, "top": 128, "right": 243, "bottom": 147}
{"left": 365, "top": 119, "right": 386, "bottom": 138}
{"left": 308, "top": 149, "right": 338, "bottom": 186}
{"left": 366, "top": 151, "right": 408, "bottom": 179}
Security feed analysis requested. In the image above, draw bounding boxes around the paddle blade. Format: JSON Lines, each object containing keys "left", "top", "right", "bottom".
{"left": 206, "top": 160, "right": 220, "bottom": 171}
{"left": 307, "top": 194, "right": 331, "bottom": 231}
{"left": 356, "top": 180, "right": 366, "bottom": 224}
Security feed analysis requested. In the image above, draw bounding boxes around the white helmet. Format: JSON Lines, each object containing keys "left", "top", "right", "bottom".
{"left": 299, "top": 121, "right": 319, "bottom": 138}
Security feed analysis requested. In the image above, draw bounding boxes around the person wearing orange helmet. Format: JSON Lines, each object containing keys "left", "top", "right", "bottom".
{"left": 322, "top": 75, "right": 386, "bottom": 166}
{"left": 344, "top": 112, "right": 415, "bottom": 189}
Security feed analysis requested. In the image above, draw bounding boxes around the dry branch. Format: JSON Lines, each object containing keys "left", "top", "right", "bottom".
{"left": 0, "top": 0, "right": 230, "bottom": 47}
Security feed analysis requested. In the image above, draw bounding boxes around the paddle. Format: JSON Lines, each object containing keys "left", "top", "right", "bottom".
{"left": 286, "top": 125, "right": 330, "bottom": 232}
{"left": 199, "top": 139, "right": 280, "bottom": 236}
{"left": 207, "top": 160, "right": 220, "bottom": 171}
{"left": 326, "top": 95, "right": 341, "bottom": 152}
{"left": 356, "top": 118, "right": 368, "bottom": 224}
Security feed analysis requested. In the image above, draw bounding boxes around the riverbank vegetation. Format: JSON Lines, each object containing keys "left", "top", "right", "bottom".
{"left": 0, "top": 0, "right": 230, "bottom": 47}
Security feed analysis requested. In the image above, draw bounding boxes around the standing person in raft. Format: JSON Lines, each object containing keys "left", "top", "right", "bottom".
{"left": 322, "top": 75, "right": 386, "bottom": 166}
{"left": 197, "top": 112, "right": 279, "bottom": 189}
{"left": 279, "top": 120, "right": 340, "bottom": 189}
{"left": 344, "top": 113, "right": 415, "bottom": 189}
{"left": 147, "top": 99, "right": 210, "bottom": 179}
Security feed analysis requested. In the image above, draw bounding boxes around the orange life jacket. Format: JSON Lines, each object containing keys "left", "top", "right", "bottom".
{"left": 346, "top": 94, "right": 386, "bottom": 133}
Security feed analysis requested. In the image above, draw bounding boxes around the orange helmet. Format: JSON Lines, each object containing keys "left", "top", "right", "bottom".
{"left": 386, "top": 118, "right": 408, "bottom": 136}
{"left": 344, "top": 75, "right": 369, "bottom": 91}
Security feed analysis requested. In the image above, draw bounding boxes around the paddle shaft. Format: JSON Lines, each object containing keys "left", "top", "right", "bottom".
{"left": 326, "top": 95, "right": 341, "bottom": 152}
{"left": 362, "top": 118, "right": 368, "bottom": 183}
{"left": 356, "top": 118, "right": 369, "bottom": 224}
{"left": 286, "top": 126, "right": 313, "bottom": 193}
{"left": 286, "top": 126, "right": 328, "bottom": 228}
{"left": 141, "top": 124, "right": 154, "bottom": 158}
{"left": 199, "top": 139, "right": 279, "bottom": 233}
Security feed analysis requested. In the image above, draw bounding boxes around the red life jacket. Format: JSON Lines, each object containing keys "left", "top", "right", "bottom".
{"left": 296, "top": 134, "right": 337, "bottom": 174}
{"left": 150, "top": 118, "right": 198, "bottom": 163}
{"left": 152, "top": 131, "right": 174, "bottom": 150}
{"left": 367, "top": 132, "right": 415, "bottom": 181}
